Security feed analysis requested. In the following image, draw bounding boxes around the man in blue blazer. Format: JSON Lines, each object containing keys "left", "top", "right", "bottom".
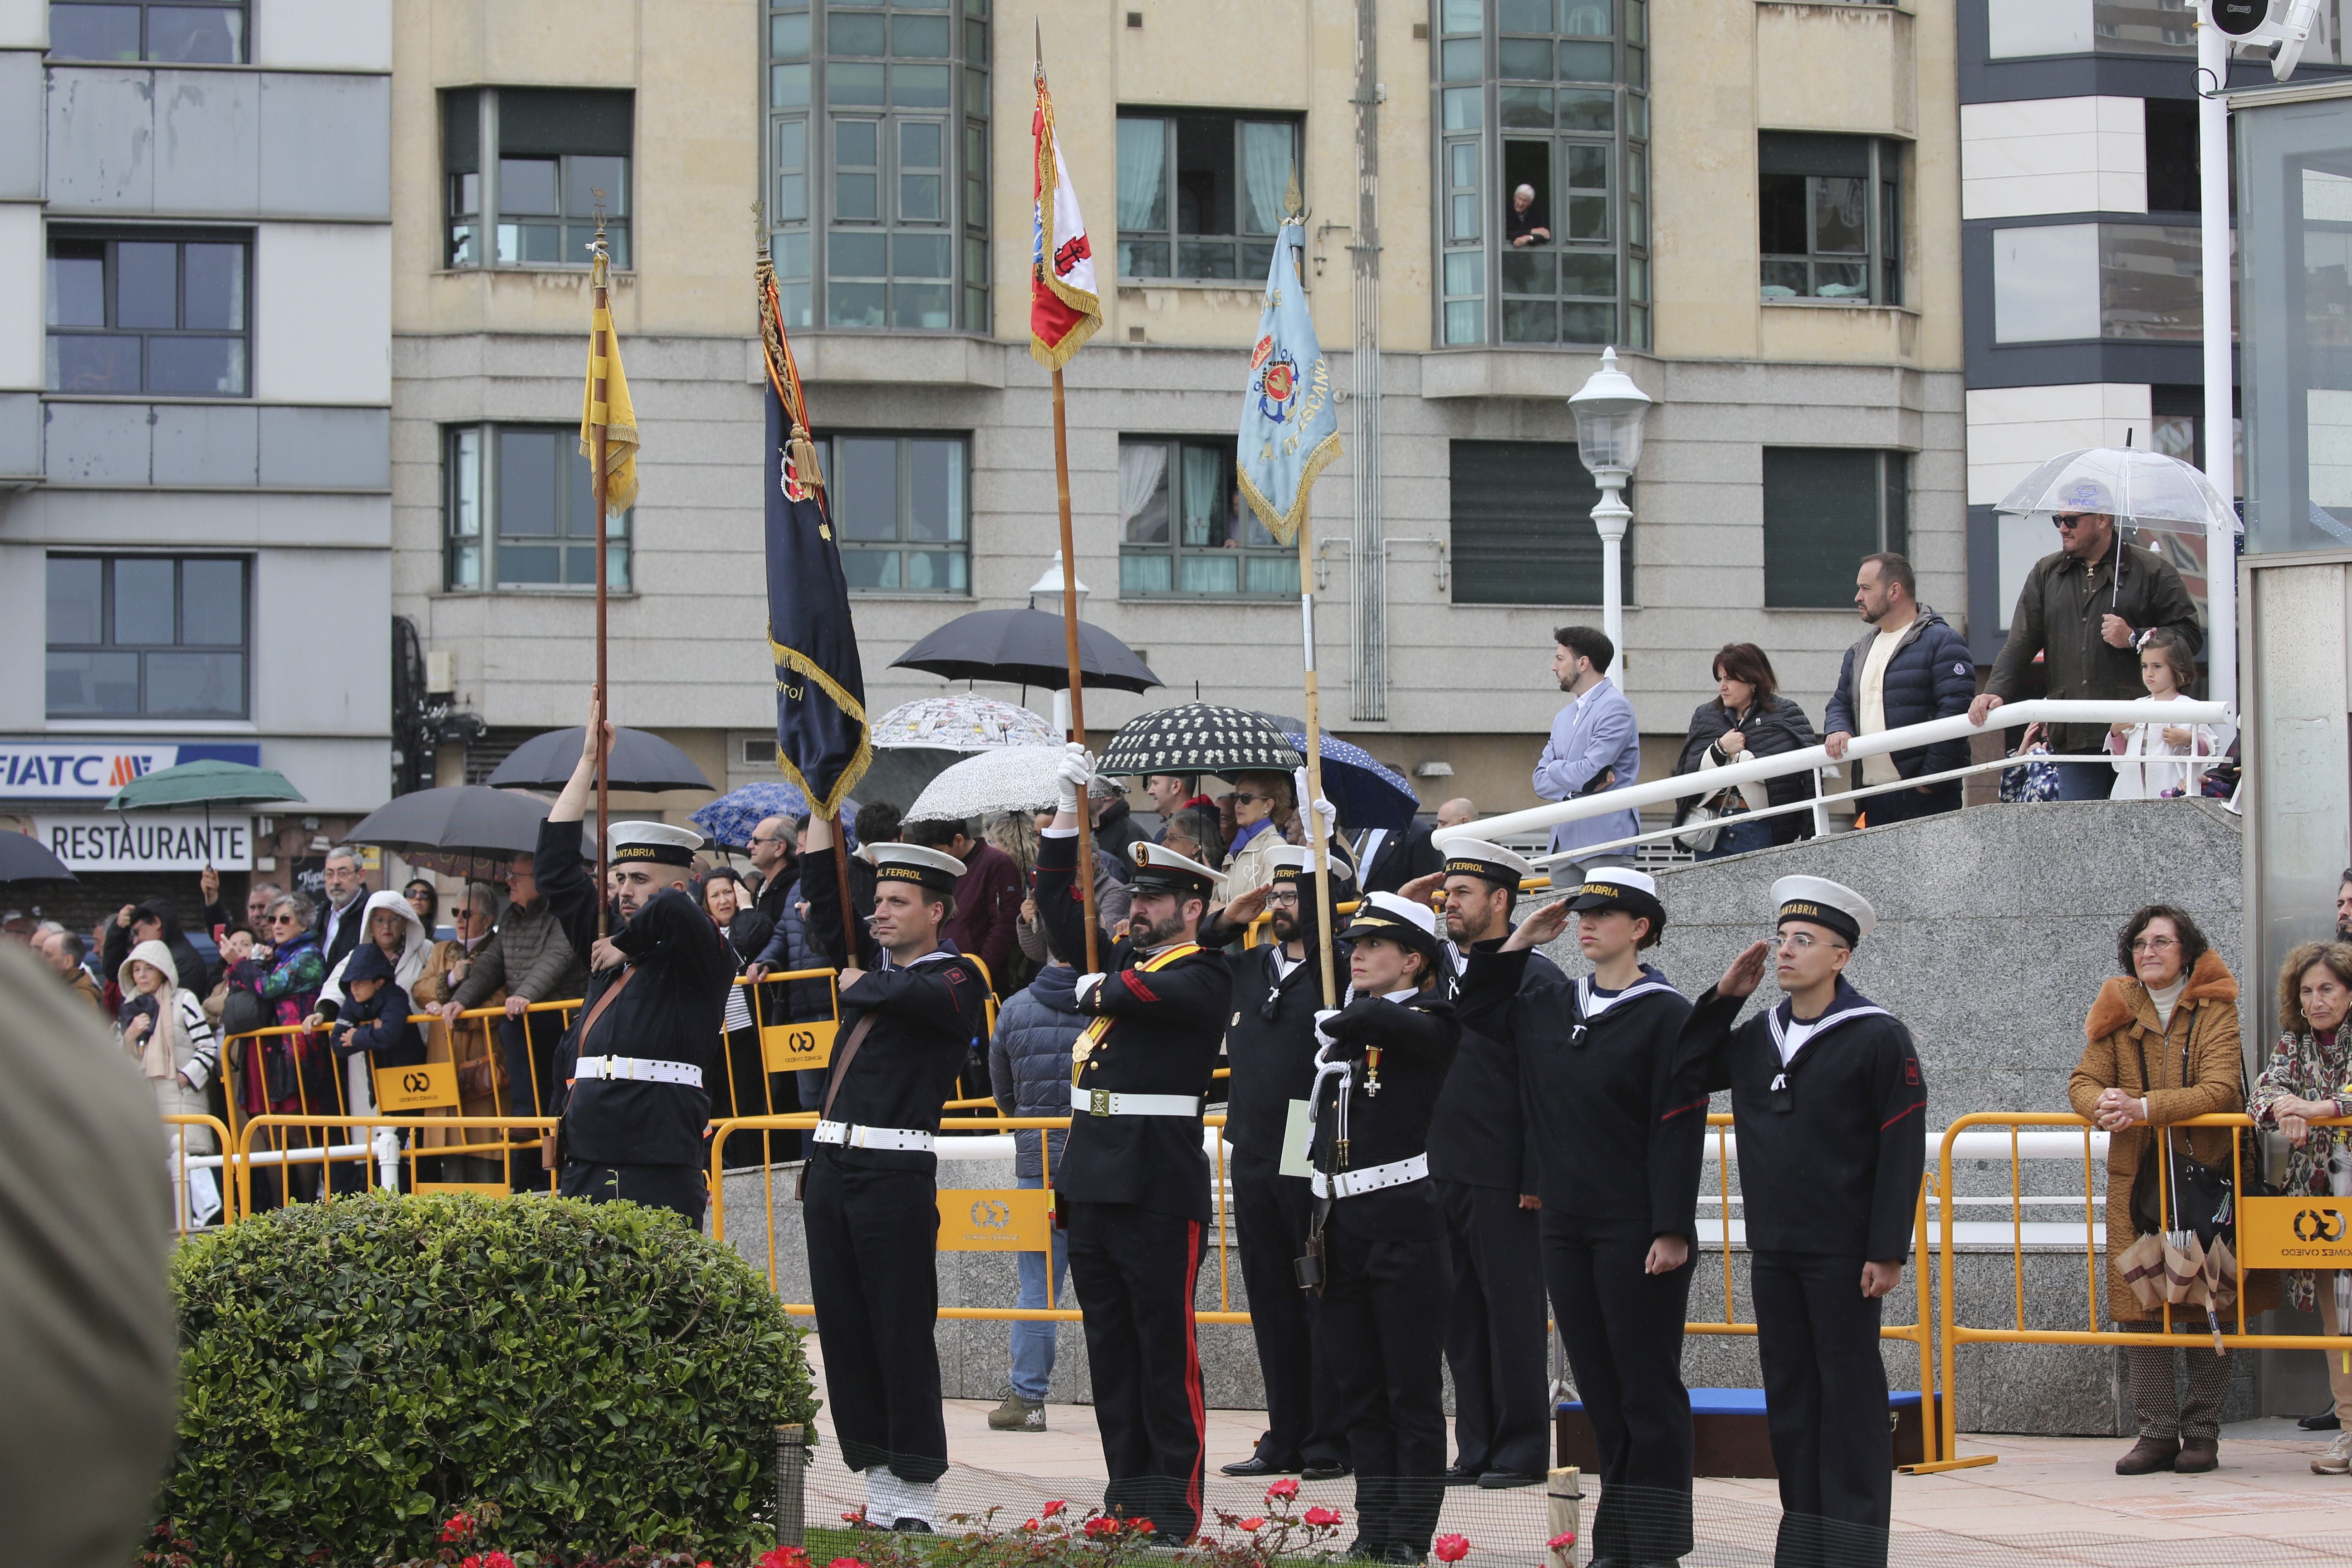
{"left": 1533, "top": 626, "right": 1643, "bottom": 857}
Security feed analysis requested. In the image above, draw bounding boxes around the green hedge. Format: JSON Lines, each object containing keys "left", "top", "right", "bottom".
{"left": 159, "top": 1191, "right": 815, "bottom": 1564}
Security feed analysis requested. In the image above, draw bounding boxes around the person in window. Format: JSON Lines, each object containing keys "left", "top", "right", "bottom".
{"left": 1506, "top": 184, "right": 1551, "bottom": 248}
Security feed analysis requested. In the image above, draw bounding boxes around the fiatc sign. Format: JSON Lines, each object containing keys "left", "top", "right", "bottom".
{"left": 0, "top": 742, "right": 262, "bottom": 800}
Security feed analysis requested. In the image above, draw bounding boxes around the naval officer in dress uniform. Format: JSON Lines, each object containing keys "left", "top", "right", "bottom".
{"left": 1460, "top": 864, "right": 1705, "bottom": 1566}
{"left": 799, "top": 818, "right": 991, "bottom": 1533}
{"left": 1404, "top": 838, "right": 1552, "bottom": 1491}
{"left": 1034, "top": 745, "right": 1234, "bottom": 1545}
{"left": 538, "top": 699, "right": 729, "bottom": 1226}
{"left": 1307, "top": 891, "right": 1462, "bottom": 1566}
{"left": 1681, "top": 876, "right": 1927, "bottom": 1568}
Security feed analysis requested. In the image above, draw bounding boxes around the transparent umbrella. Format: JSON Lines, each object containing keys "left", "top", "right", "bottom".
{"left": 1996, "top": 447, "right": 2241, "bottom": 608}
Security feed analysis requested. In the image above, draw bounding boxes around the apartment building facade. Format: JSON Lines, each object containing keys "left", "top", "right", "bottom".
{"left": 0, "top": 0, "right": 394, "bottom": 906}
{"left": 393, "top": 0, "right": 1964, "bottom": 820}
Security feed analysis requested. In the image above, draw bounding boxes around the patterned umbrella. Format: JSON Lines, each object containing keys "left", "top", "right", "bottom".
{"left": 1258, "top": 718, "right": 1420, "bottom": 836}
{"left": 871, "top": 695, "right": 1059, "bottom": 751}
{"left": 1098, "top": 704, "right": 1303, "bottom": 779}
{"left": 904, "top": 749, "right": 1066, "bottom": 823}
{"left": 691, "top": 781, "right": 812, "bottom": 851}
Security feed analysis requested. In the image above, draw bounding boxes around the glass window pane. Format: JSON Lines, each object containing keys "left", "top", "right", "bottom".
{"left": 1561, "top": 251, "right": 1615, "bottom": 296}
{"left": 772, "top": 63, "right": 811, "bottom": 107}
{"left": 1450, "top": 194, "right": 1479, "bottom": 242}
{"left": 830, "top": 229, "right": 888, "bottom": 276}
{"left": 1119, "top": 443, "right": 1171, "bottom": 543}
{"left": 772, "top": 11, "right": 811, "bottom": 57}
{"left": 1759, "top": 172, "right": 1807, "bottom": 257}
{"left": 1179, "top": 445, "right": 1226, "bottom": 546}
{"left": 451, "top": 427, "right": 481, "bottom": 537}
{"left": 183, "top": 243, "right": 243, "bottom": 330}
{"left": 147, "top": 337, "right": 244, "bottom": 397}
{"left": 49, "top": 4, "right": 141, "bottom": 59}
{"left": 1499, "top": 87, "right": 1552, "bottom": 129}
{"left": 1441, "top": 39, "right": 1482, "bottom": 81}
{"left": 47, "top": 243, "right": 106, "bottom": 327}
{"left": 907, "top": 440, "right": 964, "bottom": 539}
{"left": 569, "top": 155, "right": 627, "bottom": 217}
{"left": 1627, "top": 93, "right": 1646, "bottom": 137}
{"left": 1119, "top": 239, "right": 1168, "bottom": 276}
{"left": 1566, "top": 194, "right": 1607, "bottom": 240}
{"left": 1811, "top": 175, "right": 1867, "bottom": 254}
{"left": 891, "top": 281, "right": 953, "bottom": 327}
{"left": 1813, "top": 260, "right": 1866, "bottom": 298}
{"left": 892, "top": 64, "right": 951, "bottom": 107}
{"left": 114, "top": 558, "right": 174, "bottom": 642}
{"left": 500, "top": 158, "right": 559, "bottom": 214}
{"left": 902, "top": 551, "right": 964, "bottom": 591}
{"left": 967, "top": 17, "right": 988, "bottom": 61}
{"left": 1501, "top": 250, "right": 1555, "bottom": 294}
{"left": 47, "top": 558, "right": 104, "bottom": 645}
{"left": 1559, "top": 40, "right": 1613, "bottom": 80}
{"left": 181, "top": 559, "right": 244, "bottom": 645}
{"left": 149, "top": 7, "right": 242, "bottom": 63}
{"left": 564, "top": 446, "right": 598, "bottom": 540}
{"left": 1502, "top": 298, "right": 1557, "bottom": 341}
{"left": 118, "top": 242, "right": 178, "bottom": 329}
{"left": 497, "top": 544, "right": 560, "bottom": 584}
{"left": 901, "top": 120, "right": 943, "bottom": 168}
{"left": 47, "top": 335, "right": 140, "bottom": 393}
{"left": 1566, "top": 143, "right": 1607, "bottom": 191}
{"left": 1559, "top": 88, "right": 1612, "bottom": 131}
{"left": 836, "top": 438, "right": 899, "bottom": 538}
{"left": 1764, "top": 447, "right": 1884, "bottom": 608}
{"left": 1760, "top": 258, "right": 1807, "bottom": 297}
{"left": 828, "top": 281, "right": 887, "bottom": 325}
{"left": 901, "top": 172, "right": 942, "bottom": 220}
{"left": 893, "top": 14, "right": 950, "bottom": 54}
{"left": 829, "top": 62, "right": 886, "bottom": 104}
{"left": 1992, "top": 222, "right": 2099, "bottom": 342}
{"left": 1624, "top": 44, "right": 1643, "bottom": 87}
{"left": 1450, "top": 142, "right": 1479, "bottom": 191}
{"left": 830, "top": 12, "right": 886, "bottom": 52}
{"left": 1245, "top": 554, "right": 1302, "bottom": 595}
{"left": 1562, "top": 301, "right": 1614, "bottom": 342}
{"left": 836, "top": 118, "right": 879, "bottom": 165}
{"left": 1179, "top": 554, "right": 1239, "bottom": 593}
{"left": 777, "top": 172, "right": 807, "bottom": 222}
{"left": 1498, "top": 0, "right": 1550, "bottom": 28}
{"left": 1121, "top": 551, "right": 1173, "bottom": 594}
{"left": 47, "top": 651, "right": 142, "bottom": 716}
{"left": 1498, "top": 37, "right": 1552, "bottom": 78}
{"left": 2099, "top": 224, "right": 2201, "bottom": 340}
{"left": 1442, "top": 0, "right": 1483, "bottom": 32}
{"left": 840, "top": 549, "right": 898, "bottom": 590}
{"left": 777, "top": 118, "right": 808, "bottom": 169}
{"left": 1443, "top": 88, "right": 1482, "bottom": 132}
{"left": 1118, "top": 118, "right": 1169, "bottom": 231}
{"left": 1563, "top": 0, "right": 1612, "bottom": 33}
{"left": 892, "top": 231, "right": 951, "bottom": 277}
{"left": 837, "top": 172, "right": 878, "bottom": 219}
{"left": 147, "top": 652, "right": 244, "bottom": 715}
{"left": 1238, "top": 122, "right": 1294, "bottom": 235}
{"left": 1445, "top": 299, "right": 1485, "bottom": 343}
{"left": 498, "top": 429, "right": 561, "bottom": 536}
{"left": 1444, "top": 250, "right": 1482, "bottom": 296}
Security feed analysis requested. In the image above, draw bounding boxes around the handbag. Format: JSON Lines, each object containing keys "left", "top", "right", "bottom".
{"left": 1999, "top": 724, "right": 2061, "bottom": 804}
{"left": 2125, "top": 1016, "right": 2277, "bottom": 1248}
{"left": 1673, "top": 743, "right": 1764, "bottom": 853}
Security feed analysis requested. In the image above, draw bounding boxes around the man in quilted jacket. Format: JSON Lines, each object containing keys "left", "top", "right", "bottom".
{"left": 1823, "top": 553, "right": 1977, "bottom": 825}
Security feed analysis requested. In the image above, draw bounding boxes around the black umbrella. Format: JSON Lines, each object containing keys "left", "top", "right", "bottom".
{"left": 0, "top": 832, "right": 75, "bottom": 882}
{"left": 892, "top": 608, "right": 1162, "bottom": 693}
{"left": 485, "top": 727, "right": 713, "bottom": 793}
{"left": 347, "top": 785, "right": 553, "bottom": 874}
{"left": 1098, "top": 703, "right": 1303, "bottom": 779}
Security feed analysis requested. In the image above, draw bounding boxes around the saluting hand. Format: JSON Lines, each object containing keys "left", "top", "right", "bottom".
{"left": 1501, "top": 899, "right": 1572, "bottom": 953}
{"left": 1396, "top": 871, "right": 1445, "bottom": 907}
{"left": 1715, "top": 940, "right": 1771, "bottom": 1000}
{"left": 1220, "top": 884, "right": 1271, "bottom": 926}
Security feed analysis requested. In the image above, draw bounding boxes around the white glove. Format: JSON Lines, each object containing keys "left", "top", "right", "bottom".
{"left": 1293, "top": 766, "right": 1337, "bottom": 843}
{"left": 1313, "top": 1007, "right": 1343, "bottom": 1049}
{"left": 1074, "top": 971, "right": 1107, "bottom": 1010}
{"left": 1056, "top": 742, "right": 1097, "bottom": 813}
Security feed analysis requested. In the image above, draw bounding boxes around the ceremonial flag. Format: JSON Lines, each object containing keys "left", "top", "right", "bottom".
{"left": 758, "top": 256, "right": 871, "bottom": 818}
{"left": 1029, "top": 62, "right": 1101, "bottom": 370}
{"left": 1236, "top": 217, "right": 1339, "bottom": 545}
{"left": 578, "top": 243, "right": 639, "bottom": 515}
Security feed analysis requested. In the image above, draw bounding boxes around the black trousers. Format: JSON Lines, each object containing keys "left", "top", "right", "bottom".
{"left": 804, "top": 1155, "right": 947, "bottom": 1484}
{"left": 1065, "top": 1200, "right": 1208, "bottom": 1542}
{"left": 1859, "top": 778, "right": 1959, "bottom": 827}
{"left": 1751, "top": 1250, "right": 1891, "bottom": 1568}
{"left": 500, "top": 1010, "right": 565, "bottom": 1192}
{"left": 557, "top": 1159, "right": 707, "bottom": 1227}
{"left": 1319, "top": 1201, "right": 1451, "bottom": 1555}
{"left": 1541, "top": 1210, "right": 1695, "bottom": 1563}
{"left": 1438, "top": 1179, "right": 1551, "bottom": 1477}
{"left": 1231, "top": 1150, "right": 1346, "bottom": 1467}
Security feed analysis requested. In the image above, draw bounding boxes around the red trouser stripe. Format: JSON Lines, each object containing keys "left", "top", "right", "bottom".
{"left": 1183, "top": 1217, "right": 1206, "bottom": 1531}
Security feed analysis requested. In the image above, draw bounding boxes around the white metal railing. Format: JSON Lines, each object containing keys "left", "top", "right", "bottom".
{"left": 1439, "top": 698, "right": 2234, "bottom": 867}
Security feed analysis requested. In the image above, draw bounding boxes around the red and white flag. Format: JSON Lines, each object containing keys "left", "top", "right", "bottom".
{"left": 1029, "top": 64, "right": 1101, "bottom": 370}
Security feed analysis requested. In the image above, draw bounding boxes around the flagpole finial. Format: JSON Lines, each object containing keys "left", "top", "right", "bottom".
{"left": 1034, "top": 15, "right": 1045, "bottom": 78}
{"left": 1284, "top": 164, "right": 1303, "bottom": 221}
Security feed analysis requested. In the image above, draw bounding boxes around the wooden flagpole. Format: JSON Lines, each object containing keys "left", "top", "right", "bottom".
{"left": 590, "top": 211, "right": 612, "bottom": 939}
{"left": 1050, "top": 365, "right": 1102, "bottom": 973}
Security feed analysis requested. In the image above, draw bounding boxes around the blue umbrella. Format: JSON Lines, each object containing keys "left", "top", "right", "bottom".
{"left": 1258, "top": 717, "right": 1420, "bottom": 835}
{"left": 692, "top": 781, "right": 862, "bottom": 853}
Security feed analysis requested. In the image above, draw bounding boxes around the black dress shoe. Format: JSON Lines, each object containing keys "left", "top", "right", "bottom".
{"left": 1344, "top": 1537, "right": 1388, "bottom": 1561}
{"left": 2304, "top": 1408, "right": 2343, "bottom": 1431}
{"left": 1220, "top": 1454, "right": 1300, "bottom": 1477}
{"left": 1301, "top": 1459, "right": 1351, "bottom": 1481}
{"left": 891, "top": 1518, "right": 934, "bottom": 1533}
{"left": 1478, "top": 1469, "right": 1541, "bottom": 1489}
{"left": 1441, "top": 1463, "right": 1484, "bottom": 1486}
{"left": 1377, "top": 1544, "right": 1425, "bottom": 1565}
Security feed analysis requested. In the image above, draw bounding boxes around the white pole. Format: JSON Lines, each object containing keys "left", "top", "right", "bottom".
{"left": 2199, "top": 15, "right": 2238, "bottom": 710}
{"left": 1592, "top": 472, "right": 1630, "bottom": 696}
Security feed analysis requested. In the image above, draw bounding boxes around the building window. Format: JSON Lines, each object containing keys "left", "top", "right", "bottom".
{"left": 764, "top": 0, "right": 990, "bottom": 334}
{"left": 443, "top": 88, "right": 633, "bottom": 270}
{"left": 1114, "top": 113, "right": 1301, "bottom": 282}
{"left": 1762, "top": 449, "right": 1907, "bottom": 609}
{"left": 1433, "top": 0, "right": 1649, "bottom": 349}
{"left": 1759, "top": 133, "right": 1901, "bottom": 305}
{"left": 1985, "top": 0, "right": 2194, "bottom": 60}
{"left": 47, "top": 0, "right": 245, "bottom": 62}
{"left": 1118, "top": 438, "right": 1299, "bottom": 597}
{"left": 45, "top": 231, "right": 249, "bottom": 397}
{"left": 1990, "top": 221, "right": 2206, "bottom": 343}
{"left": 443, "top": 425, "right": 632, "bottom": 592}
{"left": 2144, "top": 97, "right": 2199, "bottom": 214}
{"left": 828, "top": 433, "right": 969, "bottom": 592}
{"left": 46, "top": 555, "right": 249, "bottom": 719}
{"left": 1448, "top": 439, "right": 1607, "bottom": 606}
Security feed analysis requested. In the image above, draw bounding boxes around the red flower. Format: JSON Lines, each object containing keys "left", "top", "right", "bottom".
{"left": 825, "top": 1557, "right": 869, "bottom": 1568}
{"left": 841, "top": 1509, "right": 869, "bottom": 1526}
{"left": 1083, "top": 1517, "right": 1121, "bottom": 1538}
{"left": 1129, "top": 1519, "right": 1156, "bottom": 1535}
{"left": 1043, "top": 1499, "right": 1068, "bottom": 1518}
{"left": 1265, "top": 1478, "right": 1301, "bottom": 1501}
{"left": 482, "top": 1555, "right": 516, "bottom": 1568}
{"left": 1546, "top": 1532, "right": 1579, "bottom": 1552}
{"left": 460, "top": 1557, "right": 480, "bottom": 1568}
{"left": 760, "top": 1550, "right": 812, "bottom": 1568}
{"left": 1236, "top": 1518, "right": 1265, "bottom": 1532}
{"left": 1434, "top": 1534, "right": 1471, "bottom": 1563}
{"left": 1303, "top": 1507, "right": 1342, "bottom": 1528}
{"left": 441, "top": 1513, "right": 476, "bottom": 1544}
{"left": 1024, "top": 1519, "right": 1041, "bottom": 1531}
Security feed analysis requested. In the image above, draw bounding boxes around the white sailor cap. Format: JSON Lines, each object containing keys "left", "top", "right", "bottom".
{"left": 872, "top": 841, "right": 964, "bottom": 893}
{"left": 608, "top": 820, "right": 702, "bottom": 868}
{"left": 1266, "top": 843, "right": 1355, "bottom": 885}
{"left": 1771, "top": 874, "right": 1877, "bottom": 946}
{"left": 1438, "top": 837, "right": 1533, "bottom": 890}
{"left": 1339, "top": 889, "right": 1445, "bottom": 961}
{"left": 1129, "top": 839, "right": 1221, "bottom": 895}
{"left": 1567, "top": 863, "right": 1665, "bottom": 927}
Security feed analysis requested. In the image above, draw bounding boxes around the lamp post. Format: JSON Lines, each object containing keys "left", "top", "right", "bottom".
{"left": 1027, "top": 549, "right": 1090, "bottom": 733}
{"left": 1568, "top": 346, "right": 1652, "bottom": 691}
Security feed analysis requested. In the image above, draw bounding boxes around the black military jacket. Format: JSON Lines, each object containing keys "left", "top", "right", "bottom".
{"left": 1426, "top": 939, "right": 1539, "bottom": 1195}
{"left": 1311, "top": 989, "right": 1460, "bottom": 1238}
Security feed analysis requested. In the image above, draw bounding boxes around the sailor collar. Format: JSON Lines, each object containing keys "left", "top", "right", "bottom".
{"left": 1762, "top": 982, "right": 1892, "bottom": 1092}
{"left": 881, "top": 943, "right": 960, "bottom": 972}
{"left": 1576, "top": 967, "right": 1676, "bottom": 1019}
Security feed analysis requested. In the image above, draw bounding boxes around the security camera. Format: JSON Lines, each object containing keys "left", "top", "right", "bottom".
{"left": 2205, "top": 0, "right": 2325, "bottom": 81}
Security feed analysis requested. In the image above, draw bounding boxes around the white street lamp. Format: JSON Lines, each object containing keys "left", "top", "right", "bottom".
{"left": 1026, "top": 549, "right": 1089, "bottom": 612}
{"left": 1567, "top": 346, "right": 1652, "bottom": 689}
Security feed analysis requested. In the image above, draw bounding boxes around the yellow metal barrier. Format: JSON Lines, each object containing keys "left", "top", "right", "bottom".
{"left": 1920, "top": 1111, "right": 2352, "bottom": 1475}
{"left": 231, "top": 1112, "right": 562, "bottom": 1216}
{"left": 162, "top": 1112, "right": 235, "bottom": 1233}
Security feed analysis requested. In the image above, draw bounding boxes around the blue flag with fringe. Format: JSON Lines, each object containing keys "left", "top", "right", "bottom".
{"left": 1236, "top": 218, "right": 1340, "bottom": 546}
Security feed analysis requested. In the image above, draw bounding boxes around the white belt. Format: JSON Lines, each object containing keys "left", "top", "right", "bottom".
{"left": 573, "top": 1055, "right": 703, "bottom": 1088}
{"left": 814, "top": 1119, "right": 936, "bottom": 1153}
{"left": 1312, "top": 1154, "right": 1429, "bottom": 1199}
{"left": 1073, "top": 1086, "right": 1202, "bottom": 1119}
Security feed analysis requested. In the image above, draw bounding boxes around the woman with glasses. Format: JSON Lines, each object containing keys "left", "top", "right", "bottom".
{"left": 697, "top": 866, "right": 780, "bottom": 1171}
{"left": 2069, "top": 903, "right": 2266, "bottom": 1475}
{"left": 402, "top": 877, "right": 441, "bottom": 937}
{"left": 223, "top": 893, "right": 328, "bottom": 1205}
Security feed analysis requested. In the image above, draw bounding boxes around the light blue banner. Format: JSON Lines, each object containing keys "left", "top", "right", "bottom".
{"left": 1236, "top": 219, "right": 1340, "bottom": 546}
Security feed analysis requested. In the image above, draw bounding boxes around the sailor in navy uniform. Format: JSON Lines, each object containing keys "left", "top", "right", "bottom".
{"left": 1458, "top": 864, "right": 1705, "bottom": 1565}
{"left": 796, "top": 825, "right": 990, "bottom": 1531}
{"left": 1307, "top": 891, "right": 1462, "bottom": 1565}
{"left": 537, "top": 705, "right": 729, "bottom": 1228}
{"left": 1681, "top": 876, "right": 1927, "bottom": 1568}
{"left": 1206, "top": 843, "right": 1352, "bottom": 1482}
{"left": 1034, "top": 745, "right": 1234, "bottom": 1545}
